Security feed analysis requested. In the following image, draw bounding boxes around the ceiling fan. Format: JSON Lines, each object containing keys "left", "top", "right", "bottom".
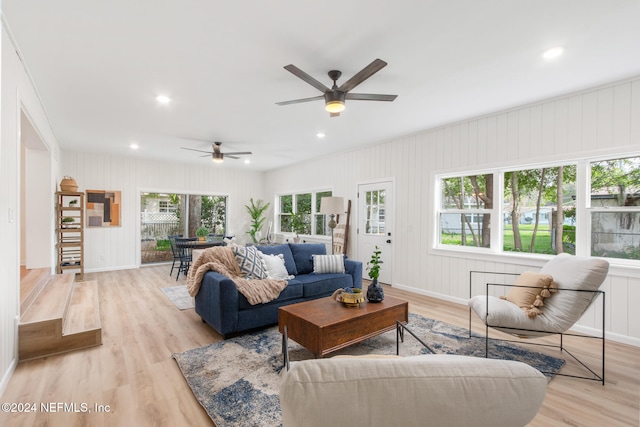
{"left": 181, "top": 142, "right": 252, "bottom": 163}
{"left": 276, "top": 58, "right": 397, "bottom": 117}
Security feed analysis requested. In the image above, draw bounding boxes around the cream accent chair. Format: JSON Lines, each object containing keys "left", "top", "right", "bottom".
{"left": 280, "top": 354, "right": 547, "bottom": 427}
{"left": 468, "top": 253, "right": 609, "bottom": 383}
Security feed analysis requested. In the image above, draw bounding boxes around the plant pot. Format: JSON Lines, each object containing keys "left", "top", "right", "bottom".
{"left": 366, "top": 279, "right": 384, "bottom": 303}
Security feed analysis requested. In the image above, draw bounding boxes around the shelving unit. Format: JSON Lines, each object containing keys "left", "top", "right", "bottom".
{"left": 56, "top": 191, "right": 84, "bottom": 281}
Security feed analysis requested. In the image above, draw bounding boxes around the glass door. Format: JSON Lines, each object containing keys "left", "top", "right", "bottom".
{"left": 140, "top": 192, "right": 227, "bottom": 264}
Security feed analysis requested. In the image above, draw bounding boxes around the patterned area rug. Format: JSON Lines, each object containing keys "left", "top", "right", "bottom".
{"left": 160, "top": 285, "right": 194, "bottom": 310}
{"left": 173, "top": 313, "right": 564, "bottom": 427}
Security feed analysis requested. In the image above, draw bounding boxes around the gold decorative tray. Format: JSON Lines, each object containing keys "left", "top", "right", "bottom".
{"left": 332, "top": 288, "right": 365, "bottom": 307}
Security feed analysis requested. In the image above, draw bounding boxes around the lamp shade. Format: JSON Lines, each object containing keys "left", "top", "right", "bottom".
{"left": 320, "top": 196, "right": 344, "bottom": 215}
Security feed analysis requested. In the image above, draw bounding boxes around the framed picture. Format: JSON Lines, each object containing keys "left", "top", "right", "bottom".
{"left": 86, "top": 190, "right": 121, "bottom": 227}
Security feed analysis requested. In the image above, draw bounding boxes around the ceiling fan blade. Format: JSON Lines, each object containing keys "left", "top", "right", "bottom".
{"left": 200, "top": 154, "right": 210, "bottom": 157}
{"left": 226, "top": 155, "right": 240, "bottom": 160}
{"left": 283, "top": 64, "right": 330, "bottom": 93}
{"left": 338, "top": 59, "right": 388, "bottom": 93}
{"left": 276, "top": 95, "right": 324, "bottom": 106}
{"left": 345, "top": 93, "right": 398, "bottom": 102}
{"left": 182, "top": 147, "right": 213, "bottom": 154}
{"left": 330, "top": 112, "right": 340, "bottom": 118}
{"left": 224, "top": 151, "right": 252, "bottom": 156}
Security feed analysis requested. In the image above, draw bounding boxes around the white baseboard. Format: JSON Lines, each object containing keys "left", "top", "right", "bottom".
{"left": 392, "top": 282, "right": 640, "bottom": 348}
{"left": 0, "top": 357, "right": 17, "bottom": 399}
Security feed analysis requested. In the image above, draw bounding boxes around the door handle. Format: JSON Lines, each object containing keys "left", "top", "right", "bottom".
{"left": 386, "top": 239, "right": 391, "bottom": 244}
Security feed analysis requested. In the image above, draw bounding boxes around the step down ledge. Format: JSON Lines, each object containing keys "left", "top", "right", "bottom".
{"left": 20, "top": 273, "right": 75, "bottom": 325}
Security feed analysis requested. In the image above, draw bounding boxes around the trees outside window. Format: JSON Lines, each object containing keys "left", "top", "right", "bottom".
{"left": 436, "top": 153, "right": 640, "bottom": 264}
{"left": 277, "top": 190, "right": 332, "bottom": 236}
{"left": 503, "top": 165, "right": 576, "bottom": 255}
{"left": 440, "top": 174, "right": 492, "bottom": 248}
{"left": 590, "top": 156, "right": 640, "bottom": 260}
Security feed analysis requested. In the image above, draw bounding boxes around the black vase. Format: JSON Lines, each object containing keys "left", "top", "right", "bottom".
{"left": 366, "top": 279, "right": 384, "bottom": 303}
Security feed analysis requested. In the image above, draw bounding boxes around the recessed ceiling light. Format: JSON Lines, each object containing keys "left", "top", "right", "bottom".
{"left": 244, "top": 159, "right": 251, "bottom": 164}
{"left": 542, "top": 47, "right": 564, "bottom": 60}
{"left": 316, "top": 133, "right": 326, "bottom": 139}
{"left": 129, "top": 143, "right": 139, "bottom": 150}
{"left": 156, "top": 95, "right": 171, "bottom": 104}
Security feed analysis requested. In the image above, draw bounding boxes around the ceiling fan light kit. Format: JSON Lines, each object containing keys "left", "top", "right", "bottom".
{"left": 277, "top": 58, "right": 397, "bottom": 117}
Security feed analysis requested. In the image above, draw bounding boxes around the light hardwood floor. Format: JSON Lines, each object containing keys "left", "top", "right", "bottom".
{"left": 1, "top": 265, "right": 639, "bottom": 426}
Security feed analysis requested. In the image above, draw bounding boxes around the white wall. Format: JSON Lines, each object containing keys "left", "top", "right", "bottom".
{"left": 62, "top": 152, "right": 266, "bottom": 271}
{"left": 0, "top": 19, "right": 62, "bottom": 394}
{"left": 265, "top": 76, "right": 640, "bottom": 346}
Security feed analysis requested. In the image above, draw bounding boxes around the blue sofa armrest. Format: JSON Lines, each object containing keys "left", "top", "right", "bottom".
{"left": 344, "top": 259, "right": 363, "bottom": 290}
{"left": 194, "top": 271, "right": 239, "bottom": 337}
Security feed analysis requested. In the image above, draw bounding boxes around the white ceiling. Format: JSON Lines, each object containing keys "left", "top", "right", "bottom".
{"left": 4, "top": 1, "right": 640, "bottom": 171}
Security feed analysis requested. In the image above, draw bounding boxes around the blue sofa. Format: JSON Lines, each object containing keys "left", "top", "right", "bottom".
{"left": 195, "top": 243, "right": 363, "bottom": 338}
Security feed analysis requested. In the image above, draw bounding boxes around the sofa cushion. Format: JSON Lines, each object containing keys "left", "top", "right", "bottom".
{"left": 313, "top": 254, "right": 345, "bottom": 274}
{"left": 233, "top": 246, "right": 267, "bottom": 279}
{"left": 289, "top": 243, "right": 326, "bottom": 275}
{"left": 238, "top": 279, "right": 303, "bottom": 310}
{"left": 256, "top": 244, "right": 298, "bottom": 276}
{"left": 295, "top": 273, "right": 353, "bottom": 297}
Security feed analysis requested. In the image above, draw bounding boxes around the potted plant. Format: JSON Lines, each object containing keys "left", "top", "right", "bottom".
{"left": 196, "top": 227, "right": 209, "bottom": 241}
{"left": 290, "top": 211, "right": 306, "bottom": 243}
{"left": 69, "top": 199, "right": 78, "bottom": 207}
{"left": 245, "top": 198, "right": 270, "bottom": 244}
{"left": 61, "top": 217, "right": 75, "bottom": 228}
{"left": 366, "top": 245, "right": 384, "bottom": 302}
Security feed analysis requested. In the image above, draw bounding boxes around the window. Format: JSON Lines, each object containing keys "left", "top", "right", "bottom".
{"left": 277, "top": 190, "right": 333, "bottom": 236}
{"left": 315, "top": 191, "right": 333, "bottom": 235}
{"left": 503, "top": 165, "right": 576, "bottom": 255}
{"left": 435, "top": 153, "right": 640, "bottom": 264}
{"left": 590, "top": 156, "right": 640, "bottom": 260}
{"left": 158, "top": 200, "right": 176, "bottom": 213}
{"left": 439, "top": 174, "right": 493, "bottom": 248}
{"left": 363, "top": 189, "right": 387, "bottom": 235}
{"left": 140, "top": 193, "right": 227, "bottom": 264}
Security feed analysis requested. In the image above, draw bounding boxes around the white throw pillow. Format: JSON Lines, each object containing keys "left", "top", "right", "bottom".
{"left": 313, "top": 254, "right": 345, "bottom": 274}
{"left": 260, "top": 253, "right": 294, "bottom": 280}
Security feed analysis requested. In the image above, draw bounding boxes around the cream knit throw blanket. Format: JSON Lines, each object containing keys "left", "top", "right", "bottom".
{"left": 186, "top": 246, "right": 287, "bottom": 305}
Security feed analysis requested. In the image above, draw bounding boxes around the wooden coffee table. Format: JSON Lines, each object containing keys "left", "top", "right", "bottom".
{"left": 278, "top": 295, "right": 409, "bottom": 358}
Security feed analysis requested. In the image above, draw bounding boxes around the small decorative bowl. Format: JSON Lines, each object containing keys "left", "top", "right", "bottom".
{"left": 333, "top": 288, "right": 365, "bottom": 307}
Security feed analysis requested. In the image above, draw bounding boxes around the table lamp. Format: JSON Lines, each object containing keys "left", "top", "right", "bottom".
{"left": 320, "top": 196, "right": 344, "bottom": 254}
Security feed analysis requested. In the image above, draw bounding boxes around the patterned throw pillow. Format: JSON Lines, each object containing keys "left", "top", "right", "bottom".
{"left": 234, "top": 246, "right": 267, "bottom": 279}
{"left": 313, "top": 254, "right": 345, "bottom": 274}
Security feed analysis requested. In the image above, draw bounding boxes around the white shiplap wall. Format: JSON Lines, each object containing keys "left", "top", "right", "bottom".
{"left": 1, "top": 21, "right": 63, "bottom": 393}
{"left": 265, "top": 76, "right": 640, "bottom": 346}
{"left": 62, "top": 152, "right": 267, "bottom": 271}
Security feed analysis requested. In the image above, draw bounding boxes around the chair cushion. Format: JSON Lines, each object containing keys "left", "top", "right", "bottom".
{"left": 538, "top": 254, "right": 609, "bottom": 332}
{"left": 312, "top": 254, "right": 345, "bottom": 274}
{"left": 500, "top": 271, "right": 556, "bottom": 318}
{"left": 289, "top": 243, "right": 326, "bottom": 274}
{"left": 469, "top": 254, "right": 609, "bottom": 336}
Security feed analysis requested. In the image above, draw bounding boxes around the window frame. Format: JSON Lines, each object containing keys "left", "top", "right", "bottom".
{"left": 276, "top": 189, "right": 333, "bottom": 237}
{"left": 434, "top": 152, "right": 640, "bottom": 266}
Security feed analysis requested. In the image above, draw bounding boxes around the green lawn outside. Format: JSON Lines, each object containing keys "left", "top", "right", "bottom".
{"left": 441, "top": 223, "right": 573, "bottom": 255}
